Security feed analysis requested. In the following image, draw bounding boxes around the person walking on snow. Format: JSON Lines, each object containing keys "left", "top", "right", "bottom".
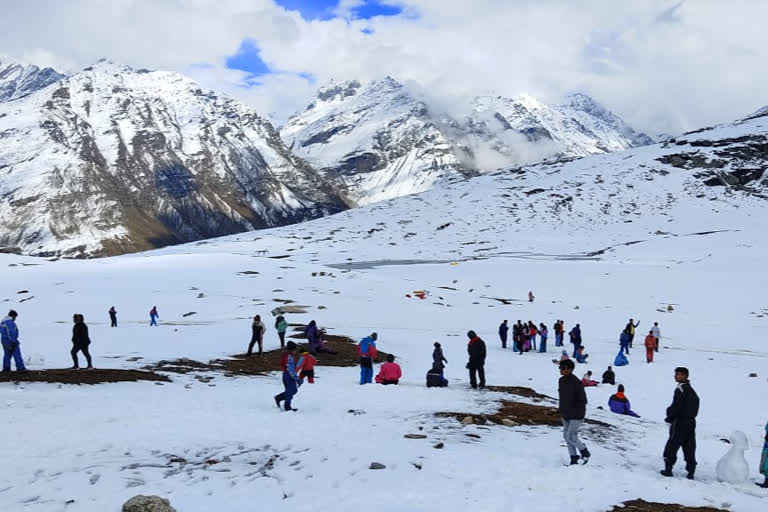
{"left": 1, "top": 310, "right": 26, "bottom": 372}
{"left": 108, "top": 306, "right": 117, "bottom": 327}
{"left": 644, "top": 331, "right": 656, "bottom": 363}
{"left": 538, "top": 323, "right": 548, "bottom": 353}
{"left": 247, "top": 315, "right": 266, "bottom": 356}
{"left": 558, "top": 359, "right": 590, "bottom": 465}
{"left": 651, "top": 322, "right": 661, "bottom": 352}
{"left": 466, "top": 330, "right": 486, "bottom": 389}
{"left": 358, "top": 333, "right": 378, "bottom": 384}
{"left": 149, "top": 306, "right": 159, "bottom": 326}
{"left": 569, "top": 324, "right": 582, "bottom": 357}
{"left": 661, "top": 367, "right": 699, "bottom": 480}
{"left": 528, "top": 291, "right": 535, "bottom": 302}
{"left": 625, "top": 318, "right": 639, "bottom": 348}
{"left": 499, "top": 320, "right": 509, "bottom": 349}
{"left": 275, "top": 315, "right": 288, "bottom": 348}
{"left": 70, "top": 314, "right": 93, "bottom": 369}
{"left": 758, "top": 420, "right": 768, "bottom": 488}
{"left": 274, "top": 341, "right": 303, "bottom": 411}
{"left": 375, "top": 354, "right": 402, "bottom": 385}
{"left": 619, "top": 329, "right": 631, "bottom": 355}
{"left": 432, "top": 342, "right": 447, "bottom": 373}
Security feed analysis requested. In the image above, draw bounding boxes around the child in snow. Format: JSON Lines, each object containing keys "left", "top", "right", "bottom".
{"left": 274, "top": 341, "right": 303, "bottom": 412}
{"left": 758, "top": 420, "right": 768, "bottom": 488}
{"left": 297, "top": 347, "right": 317, "bottom": 384}
{"left": 644, "top": 331, "right": 656, "bottom": 363}
{"left": 614, "top": 350, "right": 629, "bottom": 367}
{"left": 358, "top": 333, "right": 378, "bottom": 384}
{"left": 275, "top": 315, "right": 288, "bottom": 348}
{"left": 602, "top": 366, "right": 616, "bottom": 385}
{"left": 608, "top": 384, "right": 640, "bottom": 417}
{"left": 619, "top": 329, "right": 630, "bottom": 354}
{"left": 375, "top": 354, "right": 402, "bottom": 385}
{"left": 581, "top": 371, "right": 598, "bottom": 387}
{"left": 575, "top": 346, "right": 589, "bottom": 363}
{"left": 432, "top": 342, "right": 447, "bottom": 381}
{"left": 426, "top": 364, "right": 448, "bottom": 387}
{"left": 149, "top": 306, "right": 159, "bottom": 326}
{"left": 1, "top": 310, "right": 26, "bottom": 372}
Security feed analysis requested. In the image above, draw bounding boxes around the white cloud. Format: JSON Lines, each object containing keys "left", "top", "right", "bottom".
{"left": 1, "top": 0, "right": 766, "bottom": 135}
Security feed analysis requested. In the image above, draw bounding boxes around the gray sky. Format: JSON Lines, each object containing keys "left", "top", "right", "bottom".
{"left": 1, "top": 0, "right": 766, "bottom": 135}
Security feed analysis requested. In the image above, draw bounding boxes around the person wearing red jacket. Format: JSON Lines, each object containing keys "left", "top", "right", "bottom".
{"left": 375, "top": 354, "right": 402, "bottom": 385}
{"left": 297, "top": 349, "right": 317, "bottom": 383}
{"left": 644, "top": 331, "right": 656, "bottom": 363}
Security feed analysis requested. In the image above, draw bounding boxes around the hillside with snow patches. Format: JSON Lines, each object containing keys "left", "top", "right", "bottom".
{"left": 281, "top": 77, "right": 654, "bottom": 205}
{"left": 0, "top": 60, "right": 348, "bottom": 258}
{"left": 1, "top": 101, "right": 767, "bottom": 510}
{"left": 0, "top": 55, "right": 64, "bottom": 102}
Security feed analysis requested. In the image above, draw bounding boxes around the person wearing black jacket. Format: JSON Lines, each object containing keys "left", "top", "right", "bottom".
{"left": 498, "top": 320, "right": 509, "bottom": 349}
{"left": 71, "top": 314, "right": 93, "bottom": 369}
{"left": 602, "top": 366, "right": 616, "bottom": 385}
{"left": 466, "top": 330, "right": 486, "bottom": 389}
{"left": 661, "top": 367, "right": 700, "bottom": 479}
{"left": 558, "top": 359, "right": 590, "bottom": 464}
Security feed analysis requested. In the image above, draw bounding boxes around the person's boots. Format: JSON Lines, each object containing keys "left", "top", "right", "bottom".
{"left": 660, "top": 461, "right": 674, "bottom": 477}
{"left": 686, "top": 472, "right": 695, "bottom": 480}
{"left": 274, "top": 395, "right": 282, "bottom": 408}
{"left": 569, "top": 455, "right": 580, "bottom": 465}
{"left": 756, "top": 477, "right": 768, "bottom": 488}
{"left": 579, "top": 447, "right": 591, "bottom": 464}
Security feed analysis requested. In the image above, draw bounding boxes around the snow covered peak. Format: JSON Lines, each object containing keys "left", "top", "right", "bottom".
{"left": 0, "top": 55, "right": 64, "bottom": 102}
{"left": 315, "top": 79, "right": 362, "bottom": 103}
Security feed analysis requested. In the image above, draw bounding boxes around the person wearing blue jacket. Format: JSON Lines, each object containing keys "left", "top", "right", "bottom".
{"left": 619, "top": 329, "right": 631, "bottom": 354}
{"left": 358, "top": 333, "right": 378, "bottom": 384}
{"left": 274, "top": 341, "right": 303, "bottom": 411}
{"left": 1, "top": 310, "right": 26, "bottom": 372}
{"left": 498, "top": 320, "right": 509, "bottom": 349}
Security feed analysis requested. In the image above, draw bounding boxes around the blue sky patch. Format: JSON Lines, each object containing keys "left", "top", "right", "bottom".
{"left": 225, "top": 40, "right": 270, "bottom": 76}
{"left": 274, "top": 0, "right": 404, "bottom": 21}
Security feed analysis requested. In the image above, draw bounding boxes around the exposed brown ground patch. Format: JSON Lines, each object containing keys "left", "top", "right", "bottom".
{"left": 437, "top": 399, "right": 611, "bottom": 428}
{"left": 147, "top": 326, "right": 390, "bottom": 377}
{"left": 608, "top": 499, "right": 727, "bottom": 512}
{"left": 485, "top": 385, "right": 555, "bottom": 401}
{"left": 0, "top": 368, "right": 170, "bottom": 384}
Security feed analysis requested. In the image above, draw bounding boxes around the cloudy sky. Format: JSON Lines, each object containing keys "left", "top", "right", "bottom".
{"left": 1, "top": 0, "right": 765, "bottom": 135}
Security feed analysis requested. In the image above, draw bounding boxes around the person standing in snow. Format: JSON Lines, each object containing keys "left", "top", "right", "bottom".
{"left": 651, "top": 322, "right": 661, "bottom": 352}
{"left": 558, "top": 359, "right": 590, "bottom": 465}
{"left": 514, "top": 320, "right": 524, "bottom": 354}
{"left": 274, "top": 315, "right": 288, "bottom": 348}
{"left": 375, "top": 354, "right": 402, "bottom": 385}
{"left": 274, "top": 341, "right": 303, "bottom": 411}
{"left": 608, "top": 384, "right": 640, "bottom": 417}
{"left": 602, "top": 366, "right": 615, "bottom": 385}
{"left": 1, "top": 310, "right": 26, "bottom": 372}
{"left": 619, "top": 329, "right": 631, "bottom": 355}
{"left": 527, "top": 321, "right": 537, "bottom": 351}
{"left": 358, "top": 333, "right": 378, "bottom": 384}
{"left": 569, "top": 324, "right": 582, "bottom": 357}
{"left": 528, "top": 291, "right": 535, "bottom": 302}
{"left": 296, "top": 346, "right": 316, "bottom": 384}
{"left": 644, "top": 330, "right": 656, "bottom": 363}
{"left": 247, "top": 315, "right": 266, "bottom": 356}
{"left": 466, "top": 330, "right": 486, "bottom": 389}
{"left": 498, "top": 320, "right": 509, "bottom": 349}
{"left": 661, "top": 367, "right": 699, "bottom": 480}
{"left": 758, "top": 420, "right": 768, "bottom": 488}
{"left": 70, "top": 314, "right": 93, "bottom": 369}
{"left": 625, "top": 318, "right": 639, "bottom": 348}
{"left": 554, "top": 320, "right": 563, "bottom": 347}
{"left": 432, "top": 342, "right": 447, "bottom": 372}
{"left": 149, "top": 306, "right": 159, "bottom": 326}
{"left": 108, "top": 306, "right": 117, "bottom": 328}
{"left": 538, "top": 323, "right": 548, "bottom": 353}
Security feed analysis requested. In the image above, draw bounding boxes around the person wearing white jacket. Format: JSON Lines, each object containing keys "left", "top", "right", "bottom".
{"left": 651, "top": 322, "right": 661, "bottom": 352}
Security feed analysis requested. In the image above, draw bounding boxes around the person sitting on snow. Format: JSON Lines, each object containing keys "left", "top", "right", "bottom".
{"left": 552, "top": 349, "right": 570, "bottom": 365}
{"left": 575, "top": 346, "right": 589, "bottom": 363}
{"left": 608, "top": 384, "right": 640, "bottom": 417}
{"left": 375, "top": 354, "right": 402, "bottom": 385}
{"left": 426, "top": 363, "right": 448, "bottom": 387}
{"left": 582, "top": 371, "right": 598, "bottom": 387}
{"left": 614, "top": 350, "right": 629, "bottom": 367}
{"left": 602, "top": 366, "right": 616, "bottom": 385}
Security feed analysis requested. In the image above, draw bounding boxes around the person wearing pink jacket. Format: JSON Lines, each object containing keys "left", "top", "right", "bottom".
{"left": 375, "top": 354, "right": 402, "bottom": 385}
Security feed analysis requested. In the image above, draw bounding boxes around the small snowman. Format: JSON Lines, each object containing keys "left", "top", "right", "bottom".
{"left": 716, "top": 431, "right": 750, "bottom": 483}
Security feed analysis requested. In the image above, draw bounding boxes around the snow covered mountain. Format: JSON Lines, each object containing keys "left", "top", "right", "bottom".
{"left": 281, "top": 77, "right": 654, "bottom": 205}
{"left": 0, "top": 55, "right": 64, "bottom": 102}
{"left": 0, "top": 60, "right": 349, "bottom": 257}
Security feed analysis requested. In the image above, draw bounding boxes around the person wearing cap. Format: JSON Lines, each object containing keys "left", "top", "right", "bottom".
{"left": 358, "top": 332, "right": 378, "bottom": 384}
{"left": 466, "top": 330, "right": 486, "bottom": 389}
{"left": 661, "top": 367, "right": 699, "bottom": 479}
{"left": 274, "top": 341, "right": 303, "bottom": 411}
{"left": 608, "top": 385, "right": 640, "bottom": 417}
{"left": 558, "top": 359, "right": 590, "bottom": 464}
{"left": 1, "top": 310, "right": 26, "bottom": 372}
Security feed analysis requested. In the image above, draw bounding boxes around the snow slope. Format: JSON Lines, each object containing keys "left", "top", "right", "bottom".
{"left": 1, "top": 108, "right": 767, "bottom": 511}
{"left": 0, "top": 60, "right": 348, "bottom": 258}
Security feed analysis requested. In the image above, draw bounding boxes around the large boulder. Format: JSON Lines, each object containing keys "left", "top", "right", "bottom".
{"left": 122, "top": 495, "right": 176, "bottom": 512}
